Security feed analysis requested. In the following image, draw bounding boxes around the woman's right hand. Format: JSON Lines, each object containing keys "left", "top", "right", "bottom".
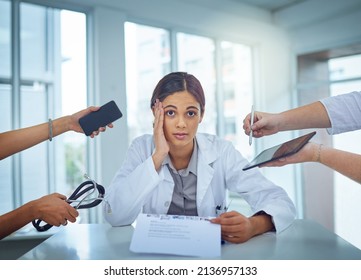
{"left": 152, "top": 99, "right": 169, "bottom": 171}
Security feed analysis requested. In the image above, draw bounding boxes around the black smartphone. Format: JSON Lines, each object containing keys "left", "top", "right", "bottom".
{"left": 79, "top": 100, "right": 122, "bottom": 136}
{"left": 242, "top": 131, "right": 316, "bottom": 171}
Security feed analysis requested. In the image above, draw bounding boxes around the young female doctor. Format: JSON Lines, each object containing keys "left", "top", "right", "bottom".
{"left": 104, "top": 72, "right": 296, "bottom": 244}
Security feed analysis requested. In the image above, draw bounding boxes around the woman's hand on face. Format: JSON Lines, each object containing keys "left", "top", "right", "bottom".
{"left": 152, "top": 99, "right": 169, "bottom": 170}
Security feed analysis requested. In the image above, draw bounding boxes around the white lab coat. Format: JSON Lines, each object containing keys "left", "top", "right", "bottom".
{"left": 103, "top": 133, "right": 296, "bottom": 232}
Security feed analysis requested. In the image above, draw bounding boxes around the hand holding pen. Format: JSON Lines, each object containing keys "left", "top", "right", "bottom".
{"left": 243, "top": 110, "right": 281, "bottom": 139}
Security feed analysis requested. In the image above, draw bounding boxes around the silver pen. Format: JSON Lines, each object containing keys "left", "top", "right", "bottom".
{"left": 249, "top": 105, "right": 255, "bottom": 146}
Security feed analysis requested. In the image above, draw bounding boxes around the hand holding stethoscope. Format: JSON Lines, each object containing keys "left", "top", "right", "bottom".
{"left": 32, "top": 174, "right": 105, "bottom": 232}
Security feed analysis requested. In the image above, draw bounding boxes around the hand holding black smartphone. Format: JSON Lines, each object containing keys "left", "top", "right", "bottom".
{"left": 79, "top": 100, "right": 123, "bottom": 136}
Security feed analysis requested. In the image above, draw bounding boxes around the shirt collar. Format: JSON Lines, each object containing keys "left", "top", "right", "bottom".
{"left": 163, "top": 140, "right": 198, "bottom": 176}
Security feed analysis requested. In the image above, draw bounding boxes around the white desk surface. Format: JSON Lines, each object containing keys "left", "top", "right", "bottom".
{"left": 19, "top": 219, "right": 361, "bottom": 260}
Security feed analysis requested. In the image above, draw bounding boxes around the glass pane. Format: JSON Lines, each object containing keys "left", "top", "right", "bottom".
{"left": 330, "top": 79, "right": 361, "bottom": 96}
{"left": 220, "top": 41, "right": 253, "bottom": 160}
{"left": 0, "top": 84, "right": 13, "bottom": 213}
{"left": 20, "top": 3, "right": 47, "bottom": 80}
{"left": 58, "top": 10, "right": 87, "bottom": 198}
{"left": 331, "top": 78, "right": 361, "bottom": 250}
{"left": 0, "top": 0, "right": 11, "bottom": 78}
{"left": 0, "top": 0, "right": 12, "bottom": 213}
{"left": 125, "top": 22, "right": 171, "bottom": 142}
{"left": 177, "top": 33, "right": 216, "bottom": 135}
{"left": 20, "top": 85, "right": 48, "bottom": 203}
{"left": 329, "top": 54, "right": 361, "bottom": 81}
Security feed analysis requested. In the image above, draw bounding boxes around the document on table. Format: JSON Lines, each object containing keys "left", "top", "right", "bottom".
{"left": 130, "top": 213, "right": 221, "bottom": 257}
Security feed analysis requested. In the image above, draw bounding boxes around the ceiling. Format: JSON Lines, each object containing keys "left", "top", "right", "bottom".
{"left": 230, "top": 0, "right": 308, "bottom": 12}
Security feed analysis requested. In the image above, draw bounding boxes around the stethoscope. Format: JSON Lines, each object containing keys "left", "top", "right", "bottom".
{"left": 32, "top": 174, "right": 105, "bottom": 232}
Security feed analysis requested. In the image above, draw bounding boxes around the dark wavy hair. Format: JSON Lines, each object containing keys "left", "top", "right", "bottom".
{"left": 150, "top": 72, "right": 205, "bottom": 115}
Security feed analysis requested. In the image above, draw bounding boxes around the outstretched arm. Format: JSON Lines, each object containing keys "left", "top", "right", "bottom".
{"left": 262, "top": 142, "right": 361, "bottom": 184}
{"left": 0, "top": 106, "right": 112, "bottom": 160}
{"left": 0, "top": 193, "right": 78, "bottom": 240}
{"left": 243, "top": 101, "right": 331, "bottom": 138}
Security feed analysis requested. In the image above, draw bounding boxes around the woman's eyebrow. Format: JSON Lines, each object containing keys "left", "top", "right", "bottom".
{"left": 163, "top": 105, "right": 177, "bottom": 109}
{"left": 163, "top": 105, "right": 200, "bottom": 110}
{"left": 187, "top": 106, "right": 200, "bottom": 111}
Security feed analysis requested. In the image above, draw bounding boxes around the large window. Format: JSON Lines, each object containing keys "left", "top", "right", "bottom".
{"left": 0, "top": 1, "right": 90, "bottom": 230}
{"left": 219, "top": 42, "right": 253, "bottom": 159}
{"left": 124, "top": 22, "right": 171, "bottom": 141}
{"left": 177, "top": 33, "right": 217, "bottom": 135}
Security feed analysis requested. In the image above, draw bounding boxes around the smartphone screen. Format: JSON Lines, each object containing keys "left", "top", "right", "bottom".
{"left": 79, "top": 100, "right": 122, "bottom": 136}
{"left": 242, "top": 131, "right": 316, "bottom": 171}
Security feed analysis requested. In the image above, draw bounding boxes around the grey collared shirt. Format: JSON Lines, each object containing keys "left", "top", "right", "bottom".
{"left": 163, "top": 142, "right": 198, "bottom": 216}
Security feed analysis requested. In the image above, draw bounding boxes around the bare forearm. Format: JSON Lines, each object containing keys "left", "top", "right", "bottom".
{"left": 0, "top": 201, "right": 36, "bottom": 240}
{"left": 0, "top": 116, "right": 71, "bottom": 160}
{"left": 318, "top": 146, "right": 361, "bottom": 184}
{"left": 279, "top": 101, "right": 331, "bottom": 131}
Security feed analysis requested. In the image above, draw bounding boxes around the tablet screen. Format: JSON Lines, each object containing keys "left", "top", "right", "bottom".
{"left": 242, "top": 131, "right": 316, "bottom": 171}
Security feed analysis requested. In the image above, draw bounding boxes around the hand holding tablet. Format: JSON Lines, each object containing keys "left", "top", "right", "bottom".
{"left": 243, "top": 131, "right": 316, "bottom": 171}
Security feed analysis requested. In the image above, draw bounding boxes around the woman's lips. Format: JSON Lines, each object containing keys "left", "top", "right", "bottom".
{"left": 173, "top": 133, "right": 187, "bottom": 140}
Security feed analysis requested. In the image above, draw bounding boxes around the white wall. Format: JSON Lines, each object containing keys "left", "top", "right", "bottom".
{"left": 275, "top": 0, "right": 361, "bottom": 54}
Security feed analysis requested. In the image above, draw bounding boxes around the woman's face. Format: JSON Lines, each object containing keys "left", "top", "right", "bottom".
{"left": 161, "top": 90, "right": 203, "bottom": 150}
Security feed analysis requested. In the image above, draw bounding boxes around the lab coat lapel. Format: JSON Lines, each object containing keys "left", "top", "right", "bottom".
{"left": 161, "top": 164, "right": 175, "bottom": 193}
{"left": 153, "top": 136, "right": 175, "bottom": 208}
{"left": 196, "top": 135, "right": 217, "bottom": 211}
